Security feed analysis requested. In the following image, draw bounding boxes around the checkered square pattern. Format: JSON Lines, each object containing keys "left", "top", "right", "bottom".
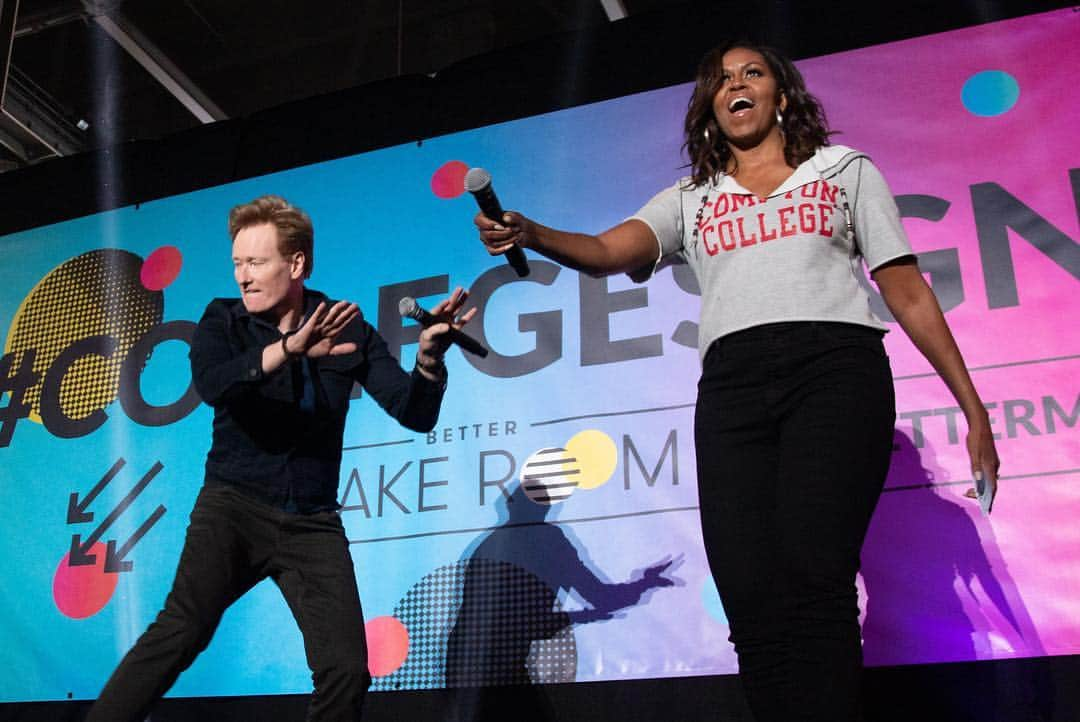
{"left": 371, "top": 559, "right": 577, "bottom": 691}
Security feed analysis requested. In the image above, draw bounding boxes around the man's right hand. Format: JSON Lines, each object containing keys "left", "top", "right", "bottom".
{"left": 284, "top": 301, "right": 359, "bottom": 358}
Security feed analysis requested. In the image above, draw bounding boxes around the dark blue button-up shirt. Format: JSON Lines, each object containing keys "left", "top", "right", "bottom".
{"left": 189, "top": 289, "right": 444, "bottom": 512}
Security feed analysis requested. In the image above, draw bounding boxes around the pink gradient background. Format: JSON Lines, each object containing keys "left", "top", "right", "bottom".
{"left": 799, "top": 11, "right": 1079, "bottom": 663}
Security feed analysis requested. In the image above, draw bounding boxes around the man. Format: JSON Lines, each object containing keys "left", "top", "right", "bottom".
{"left": 86, "top": 195, "right": 473, "bottom": 721}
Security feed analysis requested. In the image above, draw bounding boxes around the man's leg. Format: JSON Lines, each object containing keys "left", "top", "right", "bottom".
{"left": 273, "top": 511, "right": 370, "bottom": 722}
{"left": 85, "top": 486, "right": 261, "bottom": 722}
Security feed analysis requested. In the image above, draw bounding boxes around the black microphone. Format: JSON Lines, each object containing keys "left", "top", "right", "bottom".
{"left": 464, "top": 167, "right": 530, "bottom": 277}
{"left": 398, "top": 297, "right": 489, "bottom": 358}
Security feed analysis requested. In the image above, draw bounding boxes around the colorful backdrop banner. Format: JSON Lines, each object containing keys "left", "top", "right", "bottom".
{"left": 0, "top": 9, "right": 1077, "bottom": 703}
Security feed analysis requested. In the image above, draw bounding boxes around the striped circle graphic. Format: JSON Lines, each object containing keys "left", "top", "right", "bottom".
{"left": 521, "top": 448, "right": 581, "bottom": 505}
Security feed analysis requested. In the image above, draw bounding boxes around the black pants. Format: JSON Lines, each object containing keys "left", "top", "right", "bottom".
{"left": 85, "top": 484, "right": 370, "bottom": 722}
{"left": 695, "top": 322, "right": 895, "bottom": 722}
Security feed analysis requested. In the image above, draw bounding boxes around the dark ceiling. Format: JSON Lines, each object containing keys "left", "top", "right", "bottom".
{"left": 0, "top": 0, "right": 1071, "bottom": 217}
{"left": 1, "top": 0, "right": 668, "bottom": 170}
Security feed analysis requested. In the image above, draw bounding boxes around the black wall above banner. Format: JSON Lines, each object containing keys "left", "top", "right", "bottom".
{"left": 0, "top": 0, "right": 1069, "bottom": 237}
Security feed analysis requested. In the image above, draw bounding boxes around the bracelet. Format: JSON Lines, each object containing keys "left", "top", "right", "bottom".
{"left": 417, "top": 354, "right": 446, "bottom": 375}
{"left": 281, "top": 330, "right": 301, "bottom": 359}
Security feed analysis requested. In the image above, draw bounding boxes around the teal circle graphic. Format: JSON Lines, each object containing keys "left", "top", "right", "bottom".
{"left": 961, "top": 70, "right": 1019, "bottom": 117}
{"left": 702, "top": 577, "right": 728, "bottom": 624}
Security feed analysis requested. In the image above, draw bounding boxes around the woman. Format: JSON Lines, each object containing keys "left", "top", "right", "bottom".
{"left": 475, "top": 41, "right": 999, "bottom": 722}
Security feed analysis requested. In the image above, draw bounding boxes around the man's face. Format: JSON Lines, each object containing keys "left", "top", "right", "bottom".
{"left": 232, "top": 222, "right": 303, "bottom": 316}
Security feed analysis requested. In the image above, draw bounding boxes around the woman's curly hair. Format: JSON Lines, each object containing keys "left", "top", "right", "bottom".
{"left": 683, "top": 41, "right": 834, "bottom": 188}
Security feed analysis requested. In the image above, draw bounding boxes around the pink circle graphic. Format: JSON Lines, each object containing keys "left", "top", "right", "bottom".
{"left": 365, "top": 615, "right": 410, "bottom": 677}
{"left": 431, "top": 161, "right": 470, "bottom": 199}
{"left": 53, "top": 542, "right": 120, "bottom": 619}
{"left": 140, "top": 246, "right": 183, "bottom": 291}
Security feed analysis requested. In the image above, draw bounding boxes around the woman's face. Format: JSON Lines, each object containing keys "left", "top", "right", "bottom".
{"left": 711, "top": 47, "right": 787, "bottom": 148}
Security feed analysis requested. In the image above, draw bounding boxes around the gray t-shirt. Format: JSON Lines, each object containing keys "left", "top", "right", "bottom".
{"left": 629, "top": 145, "right": 913, "bottom": 358}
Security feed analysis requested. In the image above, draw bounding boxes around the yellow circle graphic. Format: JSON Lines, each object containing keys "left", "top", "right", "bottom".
{"left": 564, "top": 430, "right": 617, "bottom": 490}
{"left": 4, "top": 249, "right": 163, "bottom": 424}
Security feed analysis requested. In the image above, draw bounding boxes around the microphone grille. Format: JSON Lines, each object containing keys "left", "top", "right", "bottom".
{"left": 398, "top": 296, "right": 419, "bottom": 319}
{"left": 464, "top": 167, "right": 492, "bottom": 194}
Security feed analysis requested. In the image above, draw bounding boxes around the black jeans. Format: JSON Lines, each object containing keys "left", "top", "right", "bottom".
{"left": 695, "top": 322, "right": 895, "bottom": 722}
{"left": 85, "top": 484, "right": 370, "bottom": 722}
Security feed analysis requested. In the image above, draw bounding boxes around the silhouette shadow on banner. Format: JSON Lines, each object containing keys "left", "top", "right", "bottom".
{"left": 437, "top": 480, "right": 680, "bottom": 722}
{"left": 861, "top": 428, "right": 1053, "bottom": 721}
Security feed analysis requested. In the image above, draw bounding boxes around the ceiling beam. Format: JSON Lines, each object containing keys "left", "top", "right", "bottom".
{"left": 2, "top": 0, "right": 89, "bottom": 164}
{"left": 598, "top": 0, "right": 628, "bottom": 22}
{"left": 0, "top": 81, "right": 86, "bottom": 161}
{"left": 13, "top": 0, "right": 87, "bottom": 40}
{"left": 1, "top": 0, "right": 18, "bottom": 103}
{"left": 86, "top": 5, "right": 228, "bottom": 124}
{"left": 0, "top": 117, "right": 31, "bottom": 160}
